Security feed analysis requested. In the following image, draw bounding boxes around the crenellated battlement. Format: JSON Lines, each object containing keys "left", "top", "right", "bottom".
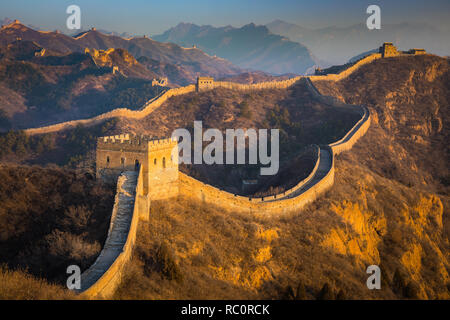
{"left": 148, "top": 137, "right": 178, "bottom": 151}
{"left": 96, "top": 133, "right": 179, "bottom": 200}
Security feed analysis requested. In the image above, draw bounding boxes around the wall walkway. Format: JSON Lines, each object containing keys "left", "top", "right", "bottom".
{"left": 77, "top": 168, "right": 143, "bottom": 299}
{"left": 25, "top": 53, "right": 381, "bottom": 136}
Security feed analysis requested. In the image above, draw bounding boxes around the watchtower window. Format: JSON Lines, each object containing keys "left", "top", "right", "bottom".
{"left": 154, "top": 158, "right": 157, "bottom": 165}
{"left": 121, "top": 157, "right": 125, "bottom": 166}
{"left": 162, "top": 157, "right": 166, "bottom": 169}
{"left": 106, "top": 156, "right": 110, "bottom": 167}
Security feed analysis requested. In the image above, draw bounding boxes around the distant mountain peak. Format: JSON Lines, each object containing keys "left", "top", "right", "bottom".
{"left": 153, "top": 22, "right": 317, "bottom": 74}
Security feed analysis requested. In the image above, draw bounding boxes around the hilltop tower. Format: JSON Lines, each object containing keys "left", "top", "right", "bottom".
{"left": 379, "top": 42, "right": 399, "bottom": 58}
{"left": 196, "top": 76, "right": 214, "bottom": 91}
{"left": 96, "top": 134, "right": 179, "bottom": 201}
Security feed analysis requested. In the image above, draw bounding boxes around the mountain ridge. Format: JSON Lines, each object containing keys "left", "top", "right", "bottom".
{"left": 153, "top": 22, "right": 318, "bottom": 75}
{"left": 0, "top": 20, "right": 243, "bottom": 81}
{"left": 266, "top": 19, "right": 450, "bottom": 65}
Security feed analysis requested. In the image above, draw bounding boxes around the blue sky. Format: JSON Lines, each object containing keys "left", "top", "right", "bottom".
{"left": 1, "top": 0, "right": 449, "bottom": 34}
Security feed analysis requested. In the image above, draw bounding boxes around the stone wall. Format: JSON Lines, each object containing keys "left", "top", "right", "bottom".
{"left": 24, "top": 85, "right": 196, "bottom": 135}
{"left": 177, "top": 75, "right": 372, "bottom": 215}
{"left": 308, "top": 53, "right": 382, "bottom": 82}
{"left": 78, "top": 166, "right": 147, "bottom": 299}
{"left": 25, "top": 53, "right": 382, "bottom": 136}
{"left": 74, "top": 52, "right": 375, "bottom": 299}
{"left": 178, "top": 145, "right": 334, "bottom": 216}
{"left": 147, "top": 138, "right": 179, "bottom": 200}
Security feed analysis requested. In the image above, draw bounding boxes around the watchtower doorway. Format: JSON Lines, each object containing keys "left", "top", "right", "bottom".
{"left": 135, "top": 159, "right": 140, "bottom": 171}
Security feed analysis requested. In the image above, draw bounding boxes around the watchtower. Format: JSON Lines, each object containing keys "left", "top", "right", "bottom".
{"left": 379, "top": 42, "right": 399, "bottom": 58}
{"left": 96, "top": 134, "right": 179, "bottom": 200}
{"left": 196, "top": 76, "right": 214, "bottom": 91}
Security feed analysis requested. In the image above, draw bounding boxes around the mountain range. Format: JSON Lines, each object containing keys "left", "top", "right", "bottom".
{"left": 153, "top": 22, "right": 318, "bottom": 75}
{"left": 266, "top": 20, "right": 450, "bottom": 65}
{"left": 0, "top": 39, "right": 166, "bottom": 129}
{"left": 0, "top": 20, "right": 242, "bottom": 82}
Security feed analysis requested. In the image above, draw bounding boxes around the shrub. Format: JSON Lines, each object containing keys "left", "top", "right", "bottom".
{"left": 392, "top": 268, "right": 408, "bottom": 297}
{"left": 155, "top": 242, "right": 183, "bottom": 283}
{"left": 404, "top": 281, "right": 421, "bottom": 299}
{"left": 295, "top": 282, "right": 307, "bottom": 300}
{"left": 316, "top": 283, "right": 335, "bottom": 300}
{"left": 0, "top": 264, "right": 75, "bottom": 300}
{"left": 336, "top": 289, "right": 346, "bottom": 300}
{"left": 239, "top": 100, "right": 252, "bottom": 119}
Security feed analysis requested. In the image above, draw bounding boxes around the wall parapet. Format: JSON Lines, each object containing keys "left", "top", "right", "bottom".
{"left": 77, "top": 166, "right": 145, "bottom": 299}
{"left": 178, "top": 75, "right": 371, "bottom": 215}
{"left": 25, "top": 53, "right": 383, "bottom": 136}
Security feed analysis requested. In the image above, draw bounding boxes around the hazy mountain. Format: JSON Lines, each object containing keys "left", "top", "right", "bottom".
{"left": 153, "top": 22, "right": 318, "bottom": 75}
{"left": 0, "top": 20, "right": 242, "bottom": 81}
{"left": 267, "top": 19, "right": 450, "bottom": 65}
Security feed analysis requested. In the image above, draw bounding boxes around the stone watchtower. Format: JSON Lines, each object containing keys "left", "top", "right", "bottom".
{"left": 379, "top": 42, "right": 399, "bottom": 58}
{"left": 96, "top": 134, "right": 179, "bottom": 201}
{"left": 196, "top": 76, "right": 214, "bottom": 91}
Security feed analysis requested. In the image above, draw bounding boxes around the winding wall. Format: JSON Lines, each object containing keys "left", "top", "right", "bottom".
{"left": 24, "top": 53, "right": 381, "bottom": 136}
{"left": 74, "top": 53, "right": 374, "bottom": 298}
{"left": 77, "top": 166, "right": 146, "bottom": 299}
{"left": 178, "top": 79, "right": 371, "bottom": 215}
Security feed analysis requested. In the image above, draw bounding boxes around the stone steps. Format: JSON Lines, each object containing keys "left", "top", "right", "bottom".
{"left": 78, "top": 171, "right": 138, "bottom": 292}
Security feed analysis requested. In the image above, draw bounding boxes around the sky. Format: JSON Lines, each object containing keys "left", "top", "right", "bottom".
{"left": 1, "top": 0, "right": 450, "bottom": 35}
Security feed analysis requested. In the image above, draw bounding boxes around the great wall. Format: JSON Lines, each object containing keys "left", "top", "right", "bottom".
{"left": 24, "top": 51, "right": 386, "bottom": 136}
{"left": 29, "top": 43, "right": 424, "bottom": 298}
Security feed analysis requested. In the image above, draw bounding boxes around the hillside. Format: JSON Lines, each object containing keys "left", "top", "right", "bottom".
{"left": 115, "top": 79, "right": 360, "bottom": 193}
{"left": 0, "top": 54, "right": 448, "bottom": 300}
{"left": 0, "top": 77, "right": 360, "bottom": 195}
{"left": 153, "top": 22, "right": 317, "bottom": 75}
{"left": 0, "top": 40, "right": 164, "bottom": 129}
{"left": 0, "top": 20, "right": 243, "bottom": 82}
{"left": 313, "top": 55, "right": 449, "bottom": 194}
{"left": 112, "top": 54, "right": 449, "bottom": 300}
{"left": 0, "top": 165, "right": 115, "bottom": 285}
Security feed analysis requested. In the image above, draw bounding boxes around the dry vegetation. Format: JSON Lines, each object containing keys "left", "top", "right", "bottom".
{"left": 113, "top": 144, "right": 448, "bottom": 299}
{"left": 114, "top": 55, "right": 449, "bottom": 300}
{"left": 313, "top": 55, "right": 449, "bottom": 194}
{"left": 0, "top": 265, "right": 75, "bottom": 300}
{"left": 0, "top": 165, "right": 114, "bottom": 286}
{"left": 0, "top": 55, "right": 447, "bottom": 300}
{"left": 118, "top": 80, "right": 359, "bottom": 193}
